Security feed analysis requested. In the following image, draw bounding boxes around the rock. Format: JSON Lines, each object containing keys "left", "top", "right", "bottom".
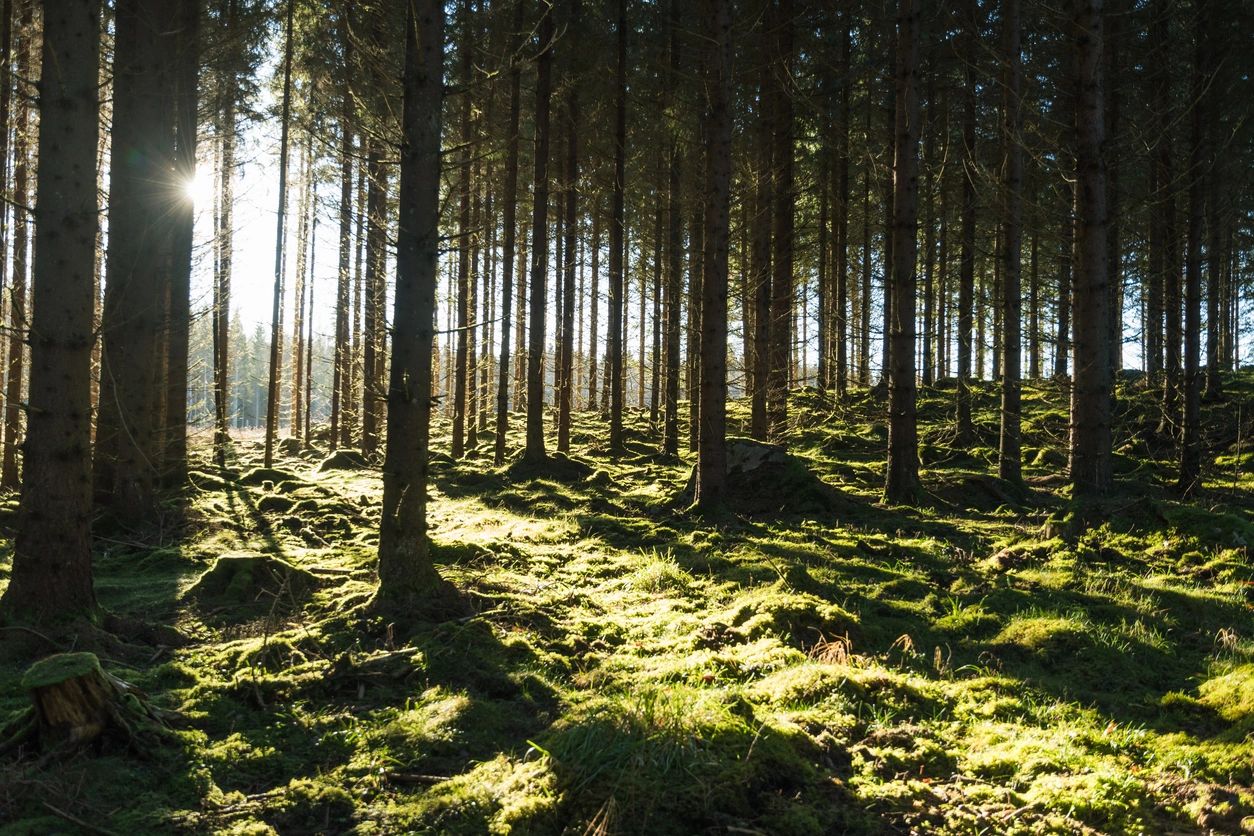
{"left": 726, "top": 438, "right": 790, "bottom": 474}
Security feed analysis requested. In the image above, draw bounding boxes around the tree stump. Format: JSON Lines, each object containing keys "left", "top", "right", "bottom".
{"left": 0, "top": 652, "right": 171, "bottom": 756}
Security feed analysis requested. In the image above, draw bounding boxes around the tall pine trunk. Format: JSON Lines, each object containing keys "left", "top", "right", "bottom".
{"left": 0, "top": 0, "right": 101, "bottom": 628}
{"left": 264, "top": 0, "right": 295, "bottom": 468}
{"left": 999, "top": 0, "right": 1023, "bottom": 484}
{"left": 694, "top": 0, "right": 732, "bottom": 510}
{"left": 97, "top": 0, "right": 178, "bottom": 524}
{"left": 884, "top": 0, "right": 920, "bottom": 504}
{"left": 493, "top": 0, "right": 524, "bottom": 463}
{"left": 607, "top": 0, "right": 627, "bottom": 454}
{"left": 524, "top": 2, "right": 555, "bottom": 461}
{"left": 373, "top": 0, "right": 451, "bottom": 612}
{"left": 1069, "top": 0, "right": 1112, "bottom": 497}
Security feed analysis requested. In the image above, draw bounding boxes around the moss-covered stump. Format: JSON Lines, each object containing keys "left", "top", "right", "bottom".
{"left": 682, "top": 438, "right": 849, "bottom": 517}
{"left": 185, "top": 554, "right": 316, "bottom": 612}
{"left": 0, "top": 652, "right": 170, "bottom": 755}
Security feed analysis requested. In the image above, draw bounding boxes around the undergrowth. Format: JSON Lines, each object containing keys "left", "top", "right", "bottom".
{"left": 1, "top": 375, "right": 1253, "bottom": 834}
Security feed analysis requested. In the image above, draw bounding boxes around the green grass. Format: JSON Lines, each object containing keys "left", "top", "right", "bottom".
{"left": 1, "top": 375, "right": 1254, "bottom": 834}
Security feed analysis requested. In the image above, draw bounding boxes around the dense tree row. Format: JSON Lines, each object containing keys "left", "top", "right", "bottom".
{"left": 0, "top": 0, "right": 1252, "bottom": 628}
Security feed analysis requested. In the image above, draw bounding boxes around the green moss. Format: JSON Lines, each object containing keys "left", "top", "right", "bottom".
{"left": 992, "top": 614, "right": 1091, "bottom": 659}
{"left": 185, "top": 554, "right": 316, "bottom": 609}
{"left": 1197, "top": 664, "right": 1254, "bottom": 726}
{"left": 21, "top": 652, "right": 102, "bottom": 690}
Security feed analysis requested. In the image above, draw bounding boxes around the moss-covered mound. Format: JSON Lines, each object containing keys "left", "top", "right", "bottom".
{"left": 318, "top": 450, "right": 370, "bottom": 472}
{"left": 184, "top": 554, "right": 316, "bottom": 611}
{"left": 683, "top": 438, "right": 850, "bottom": 517}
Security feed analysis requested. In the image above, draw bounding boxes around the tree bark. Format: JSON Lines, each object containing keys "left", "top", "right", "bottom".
{"left": 0, "top": 0, "right": 31, "bottom": 490}
{"left": 331, "top": 2, "right": 354, "bottom": 450}
{"left": 557, "top": 26, "right": 580, "bottom": 454}
{"left": 607, "top": 0, "right": 627, "bottom": 454}
{"left": 955, "top": 0, "right": 977, "bottom": 443}
{"left": 767, "top": 0, "right": 794, "bottom": 440}
{"left": 493, "top": 0, "right": 523, "bottom": 464}
{"left": 1178, "top": 0, "right": 1207, "bottom": 495}
{"left": 96, "top": 0, "right": 178, "bottom": 524}
{"left": 264, "top": 0, "right": 295, "bottom": 469}
{"left": 884, "top": 0, "right": 920, "bottom": 505}
{"left": 999, "top": 0, "right": 1023, "bottom": 485}
{"left": 524, "top": 2, "right": 555, "bottom": 462}
{"left": 373, "top": 0, "right": 451, "bottom": 611}
{"left": 694, "top": 0, "right": 732, "bottom": 510}
{"left": 0, "top": 0, "right": 101, "bottom": 627}
{"left": 1069, "top": 0, "right": 1113, "bottom": 497}
{"left": 362, "top": 143, "right": 389, "bottom": 459}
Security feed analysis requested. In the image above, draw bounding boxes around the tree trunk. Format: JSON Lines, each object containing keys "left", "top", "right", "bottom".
{"left": 587, "top": 207, "right": 600, "bottom": 411}
{"left": 163, "top": 0, "right": 197, "bottom": 488}
{"left": 557, "top": 42, "right": 579, "bottom": 454}
{"left": 290, "top": 131, "right": 312, "bottom": 444}
{"left": 694, "top": 0, "right": 732, "bottom": 510}
{"left": 749, "top": 83, "right": 771, "bottom": 439}
{"left": 373, "top": 0, "right": 451, "bottom": 612}
{"left": 264, "top": 0, "right": 295, "bottom": 469}
{"left": 607, "top": 0, "right": 626, "bottom": 454}
{"left": 0, "top": 0, "right": 101, "bottom": 627}
{"left": 212, "top": 5, "right": 235, "bottom": 467}
{"left": 955, "top": 0, "right": 977, "bottom": 443}
{"left": 663, "top": 0, "right": 682, "bottom": 454}
{"left": 884, "top": 0, "right": 920, "bottom": 505}
{"left": 767, "top": 0, "right": 794, "bottom": 440}
{"left": 96, "top": 0, "right": 178, "bottom": 524}
{"left": 835, "top": 12, "right": 851, "bottom": 398}
{"left": 920, "top": 75, "right": 936, "bottom": 390}
{"left": 0, "top": 0, "right": 30, "bottom": 490}
{"left": 999, "top": 0, "right": 1022, "bottom": 485}
{"left": 524, "top": 2, "right": 555, "bottom": 462}
{"left": 1069, "top": 0, "right": 1112, "bottom": 497}
{"left": 1178, "top": 0, "right": 1207, "bottom": 494}
{"left": 493, "top": 0, "right": 523, "bottom": 464}
{"left": 331, "top": 2, "right": 354, "bottom": 451}
{"left": 362, "top": 143, "right": 389, "bottom": 458}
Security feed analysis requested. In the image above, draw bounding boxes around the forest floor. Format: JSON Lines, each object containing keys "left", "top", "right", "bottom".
{"left": 1, "top": 376, "right": 1253, "bottom": 835}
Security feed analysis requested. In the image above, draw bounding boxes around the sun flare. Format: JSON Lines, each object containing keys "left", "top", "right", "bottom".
{"left": 183, "top": 168, "right": 213, "bottom": 207}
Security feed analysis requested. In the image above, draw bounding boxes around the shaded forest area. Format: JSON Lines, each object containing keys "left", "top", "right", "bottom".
{"left": 0, "top": 0, "right": 1253, "bottom": 833}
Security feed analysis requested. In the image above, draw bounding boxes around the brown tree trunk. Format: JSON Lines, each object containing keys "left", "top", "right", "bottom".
{"left": 767, "top": 0, "right": 794, "bottom": 440}
{"left": 524, "top": 2, "right": 555, "bottom": 462}
{"left": 1069, "top": 0, "right": 1112, "bottom": 497}
{"left": 493, "top": 0, "right": 523, "bottom": 464}
{"left": 884, "top": 0, "right": 920, "bottom": 504}
{"left": 1178, "top": 0, "right": 1207, "bottom": 494}
{"left": 362, "top": 143, "right": 389, "bottom": 459}
{"left": 263, "top": 0, "right": 295, "bottom": 469}
{"left": 999, "top": 0, "right": 1023, "bottom": 484}
{"left": 373, "top": 0, "right": 451, "bottom": 612}
{"left": 557, "top": 38, "right": 579, "bottom": 454}
{"left": 96, "top": 0, "right": 178, "bottom": 524}
{"left": 694, "top": 0, "right": 732, "bottom": 510}
{"left": 835, "top": 11, "right": 851, "bottom": 397}
{"left": 749, "top": 83, "right": 771, "bottom": 439}
{"left": 331, "top": 2, "right": 354, "bottom": 451}
{"left": 954, "top": 0, "right": 976, "bottom": 443}
{"left": 0, "top": 0, "right": 31, "bottom": 490}
{"left": 607, "top": 0, "right": 626, "bottom": 454}
{"left": 0, "top": 0, "right": 101, "bottom": 627}
{"left": 663, "top": 0, "right": 682, "bottom": 454}
{"left": 290, "top": 131, "right": 312, "bottom": 443}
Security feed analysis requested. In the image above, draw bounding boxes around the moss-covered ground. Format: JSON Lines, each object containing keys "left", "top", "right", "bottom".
{"left": 1, "top": 375, "right": 1253, "bottom": 834}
